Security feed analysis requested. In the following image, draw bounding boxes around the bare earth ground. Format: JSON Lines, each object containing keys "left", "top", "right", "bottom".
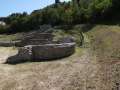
{"left": 0, "top": 47, "right": 18, "bottom": 64}
{"left": 0, "top": 47, "right": 101, "bottom": 90}
{"left": 0, "top": 47, "right": 119, "bottom": 90}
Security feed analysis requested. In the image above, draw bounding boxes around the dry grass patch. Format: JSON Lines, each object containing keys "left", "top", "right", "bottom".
{"left": 87, "top": 25, "right": 120, "bottom": 60}
{"left": 0, "top": 47, "right": 18, "bottom": 63}
{"left": 0, "top": 47, "right": 94, "bottom": 90}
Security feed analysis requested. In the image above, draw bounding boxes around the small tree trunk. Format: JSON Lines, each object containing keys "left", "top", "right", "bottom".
{"left": 80, "top": 32, "right": 84, "bottom": 46}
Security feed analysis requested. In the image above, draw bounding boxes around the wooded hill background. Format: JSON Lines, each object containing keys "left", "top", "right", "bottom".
{"left": 0, "top": 0, "right": 120, "bottom": 33}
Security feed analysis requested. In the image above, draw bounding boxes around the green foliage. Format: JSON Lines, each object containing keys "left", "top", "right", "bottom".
{"left": 1, "top": 0, "right": 120, "bottom": 33}
{"left": 42, "top": 7, "right": 60, "bottom": 25}
{"left": 0, "top": 25, "right": 9, "bottom": 33}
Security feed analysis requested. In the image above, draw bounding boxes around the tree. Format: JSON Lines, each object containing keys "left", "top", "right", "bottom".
{"left": 72, "top": 0, "right": 80, "bottom": 6}
{"left": 42, "top": 8, "right": 60, "bottom": 25}
{"left": 55, "top": 0, "right": 60, "bottom": 4}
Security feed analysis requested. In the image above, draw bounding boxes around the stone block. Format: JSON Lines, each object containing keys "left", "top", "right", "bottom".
{"left": 6, "top": 46, "right": 32, "bottom": 64}
{"left": 6, "top": 42, "right": 75, "bottom": 64}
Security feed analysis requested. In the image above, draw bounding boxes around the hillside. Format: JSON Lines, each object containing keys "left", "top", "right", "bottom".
{"left": 88, "top": 25, "right": 120, "bottom": 60}
{"left": 87, "top": 25, "right": 120, "bottom": 90}
{"left": 0, "top": 25, "right": 119, "bottom": 90}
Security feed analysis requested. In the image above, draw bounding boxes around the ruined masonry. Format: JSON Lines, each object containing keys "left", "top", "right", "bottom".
{"left": 5, "top": 32, "right": 75, "bottom": 64}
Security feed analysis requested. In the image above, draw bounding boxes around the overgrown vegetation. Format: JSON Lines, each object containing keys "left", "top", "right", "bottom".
{"left": 0, "top": 0, "right": 120, "bottom": 33}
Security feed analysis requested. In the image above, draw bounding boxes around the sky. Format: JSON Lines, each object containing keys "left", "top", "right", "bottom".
{"left": 0, "top": 0, "right": 71, "bottom": 17}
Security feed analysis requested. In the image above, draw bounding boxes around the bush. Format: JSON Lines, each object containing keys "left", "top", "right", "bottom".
{"left": 0, "top": 25, "right": 9, "bottom": 33}
{"left": 1, "top": 0, "right": 120, "bottom": 33}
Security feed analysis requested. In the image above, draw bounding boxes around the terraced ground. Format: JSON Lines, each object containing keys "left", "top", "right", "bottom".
{"left": 0, "top": 25, "right": 119, "bottom": 90}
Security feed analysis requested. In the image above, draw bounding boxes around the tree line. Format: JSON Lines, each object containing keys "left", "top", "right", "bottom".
{"left": 0, "top": 0, "right": 120, "bottom": 33}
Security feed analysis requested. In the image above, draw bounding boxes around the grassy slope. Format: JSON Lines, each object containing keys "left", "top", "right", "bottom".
{"left": 87, "top": 25, "right": 120, "bottom": 60}
{"left": 86, "top": 25, "right": 120, "bottom": 90}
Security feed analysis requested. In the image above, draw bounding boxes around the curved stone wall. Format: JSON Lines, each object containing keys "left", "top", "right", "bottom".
{"left": 6, "top": 43, "right": 75, "bottom": 64}
{"left": 32, "top": 43, "right": 75, "bottom": 61}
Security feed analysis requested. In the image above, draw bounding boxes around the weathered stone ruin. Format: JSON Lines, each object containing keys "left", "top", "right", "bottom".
{"left": 2, "top": 31, "right": 75, "bottom": 64}
{"left": 17, "top": 33, "right": 54, "bottom": 46}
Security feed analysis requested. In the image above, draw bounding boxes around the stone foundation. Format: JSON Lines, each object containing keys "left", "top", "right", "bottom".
{"left": 6, "top": 46, "right": 32, "bottom": 64}
{"left": 1, "top": 33, "right": 76, "bottom": 64}
{"left": 0, "top": 33, "right": 54, "bottom": 47}
{"left": 6, "top": 43, "right": 75, "bottom": 64}
{"left": 32, "top": 43, "right": 75, "bottom": 61}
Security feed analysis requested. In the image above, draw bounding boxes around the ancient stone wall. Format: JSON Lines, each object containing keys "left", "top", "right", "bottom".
{"left": 6, "top": 43, "right": 75, "bottom": 64}
{"left": 20, "top": 39, "right": 52, "bottom": 46}
{"left": 22, "top": 33, "right": 53, "bottom": 41}
{"left": 6, "top": 46, "right": 32, "bottom": 64}
{"left": 1, "top": 33, "right": 76, "bottom": 64}
{"left": 0, "top": 33, "right": 54, "bottom": 47}
{"left": 0, "top": 41, "right": 21, "bottom": 47}
{"left": 32, "top": 43, "right": 75, "bottom": 61}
